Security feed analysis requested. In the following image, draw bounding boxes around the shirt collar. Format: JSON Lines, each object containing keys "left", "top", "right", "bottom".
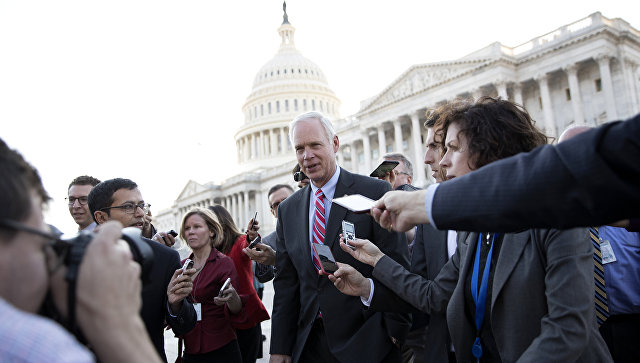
{"left": 310, "top": 165, "right": 340, "bottom": 201}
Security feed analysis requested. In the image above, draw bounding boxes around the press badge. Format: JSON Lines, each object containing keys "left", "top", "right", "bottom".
{"left": 193, "top": 303, "right": 202, "bottom": 321}
{"left": 600, "top": 239, "right": 617, "bottom": 264}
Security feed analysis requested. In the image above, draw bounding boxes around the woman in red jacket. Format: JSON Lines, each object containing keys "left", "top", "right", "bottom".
{"left": 209, "top": 205, "right": 270, "bottom": 363}
{"left": 179, "top": 207, "right": 247, "bottom": 363}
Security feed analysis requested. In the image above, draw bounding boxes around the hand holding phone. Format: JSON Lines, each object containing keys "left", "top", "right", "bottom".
{"left": 369, "top": 160, "right": 399, "bottom": 178}
{"left": 248, "top": 235, "right": 261, "bottom": 249}
{"left": 312, "top": 243, "right": 338, "bottom": 275}
{"left": 168, "top": 230, "right": 178, "bottom": 237}
{"left": 180, "top": 259, "right": 194, "bottom": 277}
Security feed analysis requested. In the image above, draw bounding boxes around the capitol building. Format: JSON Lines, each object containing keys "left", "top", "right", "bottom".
{"left": 154, "top": 9, "right": 640, "bottom": 234}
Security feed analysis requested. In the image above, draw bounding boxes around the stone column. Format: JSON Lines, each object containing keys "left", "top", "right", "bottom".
{"left": 513, "top": 83, "right": 524, "bottom": 106}
{"left": 242, "top": 191, "right": 248, "bottom": 226}
{"left": 393, "top": 118, "right": 403, "bottom": 152}
{"left": 362, "top": 131, "right": 372, "bottom": 173}
{"left": 621, "top": 57, "right": 640, "bottom": 115}
{"left": 564, "top": 64, "right": 585, "bottom": 124}
{"left": 410, "top": 112, "right": 427, "bottom": 186}
{"left": 495, "top": 81, "right": 508, "bottom": 100}
{"left": 377, "top": 124, "right": 387, "bottom": 158}
{"left": 249, "top": 134, "right": 254, "bottom": 158}
{"left": 261, "top": 132, "right": 267, "bottom": 157}
{"left": 349, "top": 143, "right": 358, "bottom": 174}
{"left": 279, "top": 128, "right": 286, "bottom": 154}
{"left": 596, "top": 55, "right": 618, "bottom": 121}
{"left": 535, "top": 73, "right": 556, "bottom": 137}
{"left": 270, "top": 129, "right": 277, "bottom": 157}
{"left": 337, "top": 147, "right": 345, "bottom": 166}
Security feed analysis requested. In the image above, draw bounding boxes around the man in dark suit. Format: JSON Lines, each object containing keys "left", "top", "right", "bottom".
{"left": 371, "top": 114, "right": 640, "bottom": 233}
{"left": 89, "top": 178, "right": 197, "bottom": 362}
{"left": 269, "top": 112, "right": 410, "bottom": 363}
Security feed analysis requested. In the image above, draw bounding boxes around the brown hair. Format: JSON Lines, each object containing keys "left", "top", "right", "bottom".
{"left": 435, "top": 97, "right": 548, "bottom": 169}
{"left": 179, "top": 207, "right": 223, "bottom": 249}
{"left": 207, "top": 205, "right": 243, "bottom": 255}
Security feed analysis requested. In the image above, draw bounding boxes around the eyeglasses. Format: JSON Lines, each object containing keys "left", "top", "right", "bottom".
{"left": 0, "top": 219, "right": 70, "bottom": 274}
{"left": 99, "top": 202, "right": 151, "bottom": 215}
{"left": 66, "top": 196, "right": 89, "bottom": 206}
{"left": 394, "top": 170, "right": 411, "bottom": 177}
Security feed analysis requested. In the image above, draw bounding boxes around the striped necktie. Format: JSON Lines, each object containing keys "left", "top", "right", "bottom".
{"left": 311, "top": 189, "right": 326, "bottom": 271}
{"left": 590, "top": 226, "right": 609, "bottom": 328}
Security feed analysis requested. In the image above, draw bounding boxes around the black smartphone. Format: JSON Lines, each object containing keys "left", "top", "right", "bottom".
{"left": 294, "top": 171, "right": 308, "bottom": 182}
{"left": 248, "top": 235, "right": 261, "bottom": 249}
{"left": 219, "top": 277, "right": 231, "bottom": 297}
{"left": 249, "top": 211, "right": 258, "bottom": 230}
{"left": 312, "top": 243, "right": 338, "bottom": 275}
{"left": 369, "top": 160, "right": 400, "bottom": 178}
{"left": 168, "top": 229, "right": 178, "bottom": 237}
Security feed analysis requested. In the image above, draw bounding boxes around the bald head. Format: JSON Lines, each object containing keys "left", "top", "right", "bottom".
{"left": 558, "top": 125, "right": 592, "bottom": 143}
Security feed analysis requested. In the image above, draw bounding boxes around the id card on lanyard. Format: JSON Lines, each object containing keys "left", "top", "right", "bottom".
{"left": 471, "top": 233, "right": 499, "bottom": 362}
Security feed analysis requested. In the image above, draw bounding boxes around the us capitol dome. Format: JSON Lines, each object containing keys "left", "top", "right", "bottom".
{"left": 234, "top": 4, "right": 341, "bottom": 171}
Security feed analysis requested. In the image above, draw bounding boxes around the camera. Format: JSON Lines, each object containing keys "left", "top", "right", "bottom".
{"left": 294, "top": 171, "right": 308, "bottom": 182}
{"left": 41, "top": 227, "right": 154, "bottom": 342}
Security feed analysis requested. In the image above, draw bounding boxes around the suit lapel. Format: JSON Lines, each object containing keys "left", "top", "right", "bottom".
{"left": 296, "top": 186, "right": 313, "bottom": 266}
{"left": 491, "top": 231, "right": 529, "bottom": 309}
{"left": 325, "top": 168, "right": 352, "bottom": 249}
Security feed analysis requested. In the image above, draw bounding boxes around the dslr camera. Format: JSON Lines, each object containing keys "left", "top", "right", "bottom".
{"left": 42, "top": 227, "right": 154, "bottom": 341}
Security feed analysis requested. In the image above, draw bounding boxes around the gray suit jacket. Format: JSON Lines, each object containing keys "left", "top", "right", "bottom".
{"left": 411, "top": 224, "right": 451, "bottom": 363}
{"left": 270, "top": 168, "right": 410, "bottom": 363}
{"left": 255, "top": 231, "right": 276, "bottom": 283}
{"left": 372, "top": 227, "right": 613, "bottom": 363}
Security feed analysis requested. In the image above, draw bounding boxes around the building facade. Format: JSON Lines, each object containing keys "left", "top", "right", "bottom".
{"left": 155, "top": 11, "right": 640, "bottom": 235}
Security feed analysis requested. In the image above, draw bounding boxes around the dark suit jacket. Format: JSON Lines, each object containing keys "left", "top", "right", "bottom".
{"left": 270, "top": 168, "right": 410, "bottom": 363}
{"left": 371, "top": 228, "right": 613, "bottom": 363}
{"left": 432, "top": 115, "right": 640, "bottom": 231}
{"left": 141, "top": 238, "right": 197, "bottom": 362}
{"left": 411, "top": 224, "right": 450, "bottom": 363}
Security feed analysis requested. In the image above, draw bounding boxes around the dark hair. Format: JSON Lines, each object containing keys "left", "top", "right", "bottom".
{"left": 424, "top": 108, "right": 440, "bottom": 128}
{"left": 435, "top": 97, "right": 548, "bottom": 169}
{"left": 0, "top": 139, "right": 50, "bottom": 239}
{"left": 68, "top": 175, "right": 101, "bottom": 190}
{"left": 207, "top": 205, "right": 243, "bottom": 255}
{"left": 268, "top": 184, "right": 294, "bottom": 197}
{"left": 88, "top": 178, "right": 138, "bottom": 223}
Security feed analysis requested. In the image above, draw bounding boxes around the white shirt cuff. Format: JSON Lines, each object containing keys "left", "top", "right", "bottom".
{"left": 425, "top": 184, "right": 439, "bottom": 229}
{"left": 360, "top": 278, "right": 375, "bottom": 307}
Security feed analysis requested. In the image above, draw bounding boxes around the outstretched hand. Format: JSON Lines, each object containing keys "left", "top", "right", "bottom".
{"left": 339, "top": 236, "right": 385, "bottom": 267}
{"left": 371, "top": 190, "right": 430, "bottom": 232}
{"left": 328, "top": 262, "right": 370, "bottom": 300}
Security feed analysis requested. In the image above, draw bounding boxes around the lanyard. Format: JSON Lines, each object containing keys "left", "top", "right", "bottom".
{"left": 470, "top": 232, "right": 499, "bottom": 361}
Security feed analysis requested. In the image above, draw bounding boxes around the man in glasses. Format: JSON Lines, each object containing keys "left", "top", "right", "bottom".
{"left": 0, "top": 139, "right": 162, "bottom": 362}
{"left": 88, "top": 178, "right": 197, "bottom": 362}
{"left": 67, "top": 175, "right": 101, "bottom": 231}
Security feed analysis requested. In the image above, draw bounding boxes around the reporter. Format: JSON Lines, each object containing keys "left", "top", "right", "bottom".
{"left": 0, "top": 138, "right": 160, "bottom": 363}
{"left": 178, "top": 207, "right": 246, "bottom": 363}
{"left": 209, "top": 205, "right": 270, "bottom": 363}
{"left": 333, "top": 98, "right": 613, "bottom": 362}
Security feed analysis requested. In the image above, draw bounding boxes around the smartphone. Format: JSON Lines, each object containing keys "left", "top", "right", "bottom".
{"left": 249, "top": 211, "right": 258, "bottom": 230}
{"left": 369, "top": 160, "right": 400, "bottom": 178}
{"left": 294, "top": 171, "right": 308, "bottom": 182}
{"left": 219, "top": 277, "right": 231, "bottom": 297}
{"left": 180, "top": 259, "right": 194, "bottom": 276}
{"left": 312, "top": 243, "right": 338, "bottom": 275}
{"left": 342, "top": 221, "right": 356, "bottom": 250}
{"left": 248, "top": 235, "right": 261, "bottom": 249}
{"left": 167, "top": 229, "right": 178, "bottom": 237}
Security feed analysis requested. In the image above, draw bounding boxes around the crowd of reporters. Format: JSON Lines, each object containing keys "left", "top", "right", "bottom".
{"left": 1, "top": 95, "right": 638, "bottom": 363}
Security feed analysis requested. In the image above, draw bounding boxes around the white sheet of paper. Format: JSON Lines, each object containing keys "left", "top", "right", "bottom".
{"left": 193, "top": 303, "right": 202, "bottom": 321}
{"left": 332, "top": 194, "right": 376, "bottom": 213}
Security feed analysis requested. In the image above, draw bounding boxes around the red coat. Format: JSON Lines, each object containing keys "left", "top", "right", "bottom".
{"left": 227, "top": 235, "right": 270, "bottom": 329}
{"left": 181, "top": 248, "right": 248, "bottom": 355}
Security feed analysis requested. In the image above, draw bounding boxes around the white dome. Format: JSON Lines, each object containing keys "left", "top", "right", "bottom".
{"left": 234, "top": 11, "right": 341, "bottom": 171}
